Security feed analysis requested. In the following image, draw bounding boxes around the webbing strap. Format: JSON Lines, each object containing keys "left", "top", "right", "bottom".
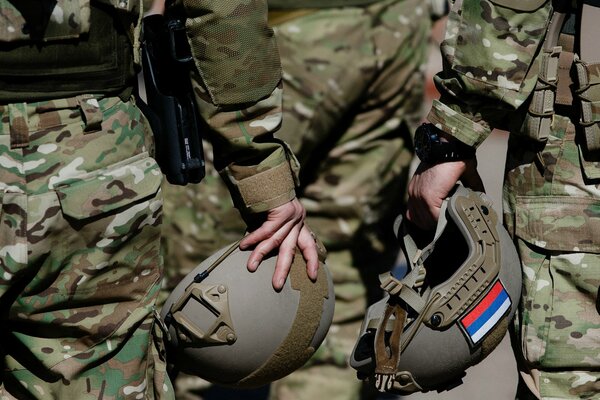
{"left": 379, "top": 273, "right": 426, "bottom": 314}
{"left": 556, "top": 33, "right": 575, "bottom": 106}
{"left": 373, "top": 302, "right": 407, "bottom": 392}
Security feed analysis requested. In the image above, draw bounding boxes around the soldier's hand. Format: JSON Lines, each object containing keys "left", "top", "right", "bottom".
{"left": 407, "top": 159, "right": 483, "bottom": 230}
{"left": 239, "top": 199, "right": 319, "bottom": 291}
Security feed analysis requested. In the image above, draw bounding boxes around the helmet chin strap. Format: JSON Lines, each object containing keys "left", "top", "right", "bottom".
{"left": 373, "top": 298, "right": 407, "bottom": 392}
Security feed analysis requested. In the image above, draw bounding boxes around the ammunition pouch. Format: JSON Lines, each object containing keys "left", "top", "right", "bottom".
{"left": 0, "top": 2, "right": 135, "bottom": 103}
{"left": 574, "top": 59, "right": 600, "bottom": 152}
{"left": 521, "top": 45, "right": 561, "bottom": 143}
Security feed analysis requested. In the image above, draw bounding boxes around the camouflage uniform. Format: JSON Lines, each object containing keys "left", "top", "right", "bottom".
{"left": 429, "top": 0, "right": 600, "bottom": 398}
{"left": 161, "top": 0, "right": 433, "bottom": 399}
{"left": 0, "top": 1, "right": 296, "bottom": 399}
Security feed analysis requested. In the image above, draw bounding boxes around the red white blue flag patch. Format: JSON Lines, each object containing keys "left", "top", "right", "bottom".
{"left": 460, "top": 281, "right": 511, "bottom": 344}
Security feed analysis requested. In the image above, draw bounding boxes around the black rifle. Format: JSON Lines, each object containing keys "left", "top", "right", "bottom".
{"left": 138, "top": 8, "right": 205, "bottom": 185}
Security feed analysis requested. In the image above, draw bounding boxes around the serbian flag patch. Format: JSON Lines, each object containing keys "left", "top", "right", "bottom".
{"left": 460, "top": 281, "right": 511, "bottom": 344}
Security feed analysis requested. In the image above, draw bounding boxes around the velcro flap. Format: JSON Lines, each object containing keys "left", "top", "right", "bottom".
{"left": 236, "top": 163, "right": 296, "bottom": 213}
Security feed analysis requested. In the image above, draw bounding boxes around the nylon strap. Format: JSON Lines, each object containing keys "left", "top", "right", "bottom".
{"left": 373, "top": 302, "right": 407, "bottom": 392}
{"left": 556, "top": 33, "right": 575, "bottom": 106}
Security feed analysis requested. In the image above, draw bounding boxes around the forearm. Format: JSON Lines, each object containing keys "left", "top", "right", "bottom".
{"left": 183, "top": 0, "right": 298, "bottom": 215}
{"left": 192, "top": 79, "right": 299, "bottom": 214}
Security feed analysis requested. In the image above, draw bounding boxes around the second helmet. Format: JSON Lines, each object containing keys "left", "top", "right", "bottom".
{"left": 350, "top": 184, "right": 521, "bottom": 394}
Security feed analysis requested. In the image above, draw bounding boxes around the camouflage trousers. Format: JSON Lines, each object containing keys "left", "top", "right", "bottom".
{"left": 504, "top": 114, "right": 600, "bottom": 399}
{"left": 161, "top": 0, "right": 431, "bottom": 399}
{"left": 0, "top": 95, "right": 174, "bottom": 399}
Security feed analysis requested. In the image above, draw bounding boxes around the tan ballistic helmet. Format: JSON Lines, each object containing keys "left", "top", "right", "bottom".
{"left": 161, "top": 239, "right": 335, "bottom": 388}
{"left": 350, "top": 185, "right": 521, "bottom": 394}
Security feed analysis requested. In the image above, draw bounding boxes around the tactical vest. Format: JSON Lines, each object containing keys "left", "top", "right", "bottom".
{"left": 522, "top": 0, "right": 600, "bottom": 158}
{"left": 0, "top": 0, "right": 150, "bottom": 102}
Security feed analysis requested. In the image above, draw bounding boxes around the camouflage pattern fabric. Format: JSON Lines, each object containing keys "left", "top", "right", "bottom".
{"left": 429, "top": 0, "right": 600, "bottom": 398}
{"left": 183, "top": 0, "right": 282, "bottom": 106}
{"left": 504, "top": 115, "right": 600, "bottom": 399}
{"left": 0, "top": 96, "right": 174, "bottom": 399}
{"left": 161, "top": 0, "right": 431, "bottom": 398}
{"left": 0, "top": 1, "right": 298, "bottom": 399}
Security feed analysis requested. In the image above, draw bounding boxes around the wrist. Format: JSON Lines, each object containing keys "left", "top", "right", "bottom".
{"left": 414, "top": 123, "right": 476, "bottom": 164}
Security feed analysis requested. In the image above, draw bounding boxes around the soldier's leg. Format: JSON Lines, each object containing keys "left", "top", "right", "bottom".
{"left": 159, "top": 140, "right": 246, "bottom": 398}
{"left": 0, "top": 97, "right": 173, "bottom": 399}
{"left": 513, "top": 243, "right": 600, "bottom": 399}
{"left": 269, "top": 1, "right": 431, "bottom": 399}
{"left": 159, "top": 1, "right": 430, "bottom": 398}
{"left": 505, "top": 115, "right": 600, "bottom": 399}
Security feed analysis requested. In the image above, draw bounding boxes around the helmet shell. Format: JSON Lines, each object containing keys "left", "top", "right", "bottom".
{"left": 161, "top": 243, "right": 335, "bottom": 388}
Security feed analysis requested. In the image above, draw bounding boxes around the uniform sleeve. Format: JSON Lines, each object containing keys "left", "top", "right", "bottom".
{"left": 182, "top": 0, "right": 299, "bottom": 215}
{"left": 428, "top": 0, "right": 552, "bottom": 147}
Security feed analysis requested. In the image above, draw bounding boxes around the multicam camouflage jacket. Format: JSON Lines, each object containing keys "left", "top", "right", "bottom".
{"left": 0, "top": 0, "right": 297, "bottom": 214}
{"left": 427, "top": 0, "right": 553, "bottom": 146}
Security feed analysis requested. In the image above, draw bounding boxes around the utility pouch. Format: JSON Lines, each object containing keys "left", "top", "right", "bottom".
{"left": 520, "top": 11, "right": 565, "bottom": 143}
{"left": 574, "top": 59, "right": 600, "bottom": 152}
{"left": 574, "top": 59, "right": 600, "bottom": 179}
{"left": 139, "top": 11, "right": 205, "bottom": 186}
{"left": 521, "top": 46, "right": 561, "bottom": 143}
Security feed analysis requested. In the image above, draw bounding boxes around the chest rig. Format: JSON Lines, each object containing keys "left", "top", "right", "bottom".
{"left": 0, "top": 0, "right": 147, "bottom": 103}
{"left": 524, "top": 0, "right": 600, "bottom": 154}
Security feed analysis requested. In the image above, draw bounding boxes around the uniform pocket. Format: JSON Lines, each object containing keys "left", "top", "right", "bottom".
{"left": 515, "top": 238, "right": 600, "bottom": 369}
{"left": 514, "top": 198, "right": 600, "bottom": 369}
{"left": 33, "top": 154, "right": 165, "bottom": 378}
{"left": 515, "top": 239, "right": 552, "bottom": 365}
{"left": 578, "top": 143, "right": 600, "bottom": 180}
{"left": 55, "top": 153, "right": 162, "bottom": 220}
{"left": 52, "top": 152, "right": 163, "bottom": 295}
{"left": 513, "top": 195, "right": 600, "bottom": 254}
